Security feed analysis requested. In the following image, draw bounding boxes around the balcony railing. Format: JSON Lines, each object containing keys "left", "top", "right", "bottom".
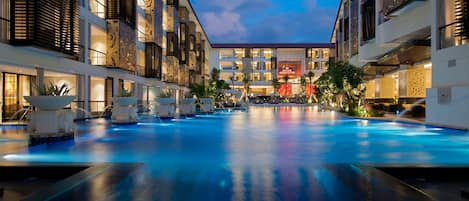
{"left": 381, "top": 0, "right": 415, "bottom": 16}
{"left": 0, "top": 17, "right": 9, "bottom": 43}
{"left": 440, "top": 22, "right": 469, "bottom": 49}
{"left": 90, "top": 0, "right": 106, "bottom": 18}
{"left": 89, "top": 48, "right": 107, "bottom": 66}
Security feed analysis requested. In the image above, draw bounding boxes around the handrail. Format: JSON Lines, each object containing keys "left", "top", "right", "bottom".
{"left": 89, "top": 48, "right": 106, "bottom": 66}
{"left": 439, "top": 21, "right": 469, "bottom": 49}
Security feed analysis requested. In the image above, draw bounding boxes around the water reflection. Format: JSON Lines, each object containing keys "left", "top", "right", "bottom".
{"left": 0, "top": 107, "right": 468, "bottom": 200}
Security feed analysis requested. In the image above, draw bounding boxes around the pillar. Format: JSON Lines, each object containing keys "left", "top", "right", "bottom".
{"left": 36, "top": 67, "right": 45, "bottom": 92}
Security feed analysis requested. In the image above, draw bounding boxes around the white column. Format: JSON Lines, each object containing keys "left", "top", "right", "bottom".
{"left": 84, "top": 75, "right": 90, "bottom": 112}
{"left": 36, "top": 67, "right": 45, "bottom": 91}
{"left": 0, "top": 71, "right": 2, "bottom": 122}
{"left": 113, "top": 78, "right": 120, "bottom": 97}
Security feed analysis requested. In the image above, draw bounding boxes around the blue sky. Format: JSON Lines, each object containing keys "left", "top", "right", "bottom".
{"left": 190, "top": 0, "right": 341, "bottom": 43}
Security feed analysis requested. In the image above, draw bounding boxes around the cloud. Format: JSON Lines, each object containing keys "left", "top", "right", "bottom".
{"left": 191, "top": 0, "right": 339, "bottom": 43}
{"left": 202, "top": 11, "right": 247, "bottom": 41}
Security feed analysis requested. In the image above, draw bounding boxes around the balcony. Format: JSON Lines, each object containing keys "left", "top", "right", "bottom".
{"left": 382, "top": 0, "right": 426, "bottom": 17}
{"left": 377, "top": 0, "right": 430, "bottom": 45}
{"left": 440, "top": 22, "right": 469, "bottom": 49}
{"left": 89, "top": 48, "right": 107, "bottom": 66}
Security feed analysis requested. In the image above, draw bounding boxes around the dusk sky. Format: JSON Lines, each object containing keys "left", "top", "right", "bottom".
{"left": 190, "top": 0, "right": 341, "bottom": 44}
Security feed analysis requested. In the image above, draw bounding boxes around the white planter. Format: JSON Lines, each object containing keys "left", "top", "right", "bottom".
{"left": 181, "top": 98, "right": 196, "bottom": 104}
{"left": 112, "top": 97, "right": 137, "bottom": 106}
{"left": 158, "top": 98, "right": 176, "bottom": 105}
{"left": 200, "top": 98, "right": 213, "bottom": 105}
{"left": 199, "top": 98, "right": 214, "bottom": 113}
{"left": 180, "top": 98, "right": 196, "bottom": 116}
{"left": 154, "top": 98, "right": 176, "bottom": 118}
{"left": 112, "top": 97, "right": 138, "bottom": 124}
{"left": 24, "top": 96, "right": 75, "bottom": 110}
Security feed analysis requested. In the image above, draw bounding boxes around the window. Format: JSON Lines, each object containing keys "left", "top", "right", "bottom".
{"left": 220, "top": 61, "right": 234, "bottom": 71}
{"left": 323, "top": 49, "right": 330, "bottom": 59}
{"left": 361, "top": 0, "right": 376, "bottom": 43}
{"left": 220, "top": 49, "right": 233, "bottom": 59}
{"left": 264, "top": 49, "right": 273, "bottom": 59}
{"left": 439, "top": 0, "right": 469, "bottom": 49}
{"left": 265, "top": 61, "right": 272, "bottom": 71}
{"left": 90, "top": 0, "right": 106, "bottom": 18}
{"left": 89, "top": 25, "right": 107, "bottom": 65}
{"left": 0, "top": 0, "right": 10, "bottom": 42}
{"left": 264, "top": 72, "right": 272, "bottom": 81}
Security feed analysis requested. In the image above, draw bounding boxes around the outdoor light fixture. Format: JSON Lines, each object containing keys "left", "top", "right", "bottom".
{"left": 424, "top": 63, "right": 432, "bottom": 68}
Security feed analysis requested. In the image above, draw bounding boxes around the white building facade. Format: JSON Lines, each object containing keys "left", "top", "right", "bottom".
{"left": 209, "top": 44, "right": 334, "bottom": 96}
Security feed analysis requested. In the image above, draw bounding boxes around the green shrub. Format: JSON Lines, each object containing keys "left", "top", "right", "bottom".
{"left": 159, "top": 90, "right": 173, "bottom": 98}
{"left": 119, "top": 88, "right": 133, "bottom": 97}
{"left": 37, "top": 82, "right": 71, "bottom": 96}
{"left": 369, "top": 109, "right": 385, "bottom": 117}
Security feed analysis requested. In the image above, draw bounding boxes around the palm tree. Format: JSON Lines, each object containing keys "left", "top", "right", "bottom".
{"left": 307, "top": 71, "right": 316, "bottom": 102}
{"left": 271, "top": 78, "right": 280, "bottom": 96}
{"left": 300, "top": 75, "right": 307, "bottom": 95}
{"left": 307, "top": 71, "right": 315, "bottom": 84}
{"left": 242, "top": 73, "right": 251, "bottom": 102}
{"left": 282, "top": 75, "right": 289, "bottom": 96}
{"left": 282, "top": 75, "right": 289, "bottom": 85}
{"left": 210, "top": 68, "right": 220, "bottom": 83}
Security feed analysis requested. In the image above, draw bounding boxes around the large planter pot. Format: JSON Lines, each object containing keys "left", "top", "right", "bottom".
{"left": 180, "top": 98, "right": 196, "bottom": 116}
{"left": 200, "top": 98, "right": 213, "bottom": 105}
{"left": 154, "top": 98, "right": 176, "bottom": 118}
{"left": 199, "top": 98, "right": 214, "bottom": 113}
{"left": 181, "top": 98, "right": 196, "bottom": 105}
{"left": 158, "top": 98, "right": 175, "bottom": 105}
{"left": 24, "top": 96, "right": 75, "bottom": 110}
{"left": 112, "top": 97, "right": 137, "bottom": 106}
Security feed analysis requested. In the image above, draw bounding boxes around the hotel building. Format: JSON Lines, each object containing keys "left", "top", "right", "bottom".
{"left": 209, "top": 44, "right": 335, "bottom": 96}
{"left": 332, "top": 0, "right": 469, "bottom": 129}
{"left": 0, "top": 0, "right": 210, "bottom": 122}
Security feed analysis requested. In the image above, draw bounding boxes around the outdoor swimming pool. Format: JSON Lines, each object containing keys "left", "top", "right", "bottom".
{"left": 0, "top": 106, "right": 468, "bottom": 200}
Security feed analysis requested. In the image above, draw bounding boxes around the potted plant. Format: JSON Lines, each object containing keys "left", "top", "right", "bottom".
{"left": 24, "top": 82, "right": 75, "bottom": 110}
{"left": 155, "top": 90, "right": 176, "bottom": 118}
{"left": 24, "top": 82, "right": 76, "bottom": 145}
{"left": 111, "top": 89, "right": 138, "bottom": 124}
{"left": 180, "top": 92, "right": 196, "bottom": 116}
{"left": 112, "top": 88, "right": 137, "bottom": 106}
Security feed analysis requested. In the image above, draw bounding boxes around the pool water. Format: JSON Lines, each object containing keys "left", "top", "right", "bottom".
{"left": 1, "top": 106, "right": 468, "bottom": 200}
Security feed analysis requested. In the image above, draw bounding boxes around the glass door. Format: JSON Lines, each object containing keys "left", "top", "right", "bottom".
{"left": 2, "top": 73, "right": 33, "bottom": 121}
{"left": 3, "top": 73, "right": 18, "bottom": 120}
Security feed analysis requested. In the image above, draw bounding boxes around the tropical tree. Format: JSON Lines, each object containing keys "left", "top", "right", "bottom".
{"left": 314, "top": 61, "right": 364, "bottom": 113}
{"left": 300, "top": 75, "right": 307, "bottom": 95}
{"left": 307, "top": 71, "right": 316, "bottom": 102}
{"left": 242, "top": 73, "right": 251, "bottom": 102}
{"left": 271, "top": 78, "right": 281, "bottom": 96}
{"left": 282, "top": 75, "right": 289, "bottom": 86}
{"left": 209, "top": 68, "right": 220, "bottom": 83}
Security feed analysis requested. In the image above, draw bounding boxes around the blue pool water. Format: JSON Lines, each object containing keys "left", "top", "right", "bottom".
{"left": 1, "top": 106, "right": 468, "bottom": 200}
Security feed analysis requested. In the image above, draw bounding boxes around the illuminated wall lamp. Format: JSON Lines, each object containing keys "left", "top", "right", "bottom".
{"left": 424, "top": 63, "right": 432, "bottom": 69}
